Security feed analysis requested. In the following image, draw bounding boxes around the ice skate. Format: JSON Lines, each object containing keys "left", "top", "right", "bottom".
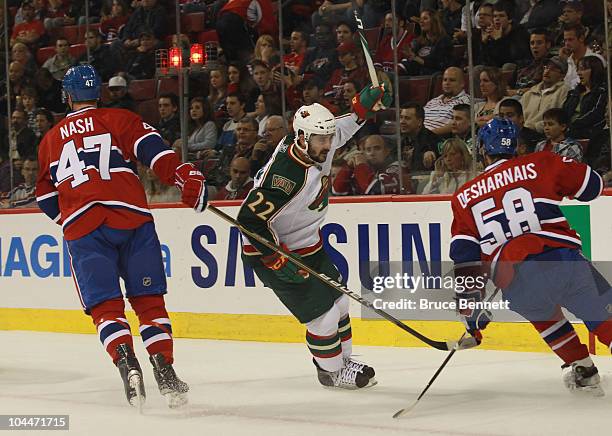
{"left": 115, "top": 344, "right": 146, "bottom": 411}
{"left": 149, "top": 353, "right": 189, "bottom": 408}
{"left": 314, "top": 359, "right": 370, "bottom": 389}
{"left": 562, "top": 357, "right": 604, "bottom": 397}
{"left": 343, "top": 357, "right": 377, "bottom": 386}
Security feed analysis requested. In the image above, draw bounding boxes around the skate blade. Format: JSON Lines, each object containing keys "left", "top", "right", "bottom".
{"left": 164, "top": 391, "right": 189, "bottom": 409}
{"left": 364, "top": 377, "right": 378, "bottom": 388}
{"left": 571, "top": 385, "right": 605, "bottom": 397}
{"left": 128, "top": 372, "right": 146, "bottom": 413}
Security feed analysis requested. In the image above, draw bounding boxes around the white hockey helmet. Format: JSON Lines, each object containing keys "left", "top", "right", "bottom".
{"left": 293, "top": 103, "right": 336, "bottom": 153}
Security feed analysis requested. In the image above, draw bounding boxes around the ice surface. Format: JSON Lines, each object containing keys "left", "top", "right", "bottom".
{"left": 0, "top": 331, "right": 610, "bottom": 436}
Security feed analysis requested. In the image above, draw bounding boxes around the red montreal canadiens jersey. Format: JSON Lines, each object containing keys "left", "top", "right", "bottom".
{"left": 36, "top": 106, "right": 180, "bottom": 240}
{"left": 450, "top": 151, "right": 603, "bottom": 286}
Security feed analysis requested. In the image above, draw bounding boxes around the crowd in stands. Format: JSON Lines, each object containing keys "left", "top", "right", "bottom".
{"left": 1, "top": 0, "right": 612, "bottom": 208}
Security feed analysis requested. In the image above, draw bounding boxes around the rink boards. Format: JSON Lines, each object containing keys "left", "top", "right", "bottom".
{"left": 1, "top": 193, "right": 611, "bottom": 354}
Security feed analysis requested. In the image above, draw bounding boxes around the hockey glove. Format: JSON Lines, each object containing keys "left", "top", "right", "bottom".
{"left": 352, "top": 83, "right": 392, "bottom": 120}
{"left": 456, "top": 289, "right": 491, "bottom": 345}
{"left": 261, "top": 244, "right": 309, "bottom": 284}
{"left": 175, "top": 163, "right": 208, "bottom": 212}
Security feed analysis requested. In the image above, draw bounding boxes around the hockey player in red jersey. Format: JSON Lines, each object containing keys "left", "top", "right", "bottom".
{"left": 36, "top": 65, "right": 208, "bottom": 408}
{"left": 450, "top": 118, "right": 611, "bottom": 396}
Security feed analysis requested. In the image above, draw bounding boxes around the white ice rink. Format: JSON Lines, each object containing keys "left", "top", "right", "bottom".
{"left": 1, "top": 331, "right": 611, "bottom": 436}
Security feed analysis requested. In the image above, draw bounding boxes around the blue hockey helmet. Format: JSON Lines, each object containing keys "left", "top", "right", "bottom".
{"left": 62, "top": 65, "right": 101, "bottom": 103}
{"left": 478, "top": 117, "right": 519, "bottom": 156}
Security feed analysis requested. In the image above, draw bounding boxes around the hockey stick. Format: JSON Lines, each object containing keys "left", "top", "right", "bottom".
{"left": 206, "top": 204, "right": 459, "bottom": 351}
{"left": 353, "top": 10, "right": 379, "bottom": 88}
{"left": 393, "top": 287, "right": 501, "bottom": 419}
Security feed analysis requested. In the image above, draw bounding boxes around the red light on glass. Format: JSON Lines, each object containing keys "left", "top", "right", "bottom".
{"left": 169, "top": 47, "right": 182, "bottom": 68}
{"left": 190, "top": 43, "right": 204, "bottom": 65}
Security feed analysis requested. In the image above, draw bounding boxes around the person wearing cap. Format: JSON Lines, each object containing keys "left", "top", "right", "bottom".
{"left": 104, "top": 75, "right": 136, "bottom": 112}
{"left": 125, "top": 29, "right": 158, "bottom": 80}
{"left": 78, "top": 30, "right": 114, "bottom": 82}
{"left": 10, "top": 0, "right": 46, "bottom": 50}
{"left": 521, "top": 56, "right": 571, "bottom": 133}
{"left": 324, "top": 40, "right": 368, "bottom": 107}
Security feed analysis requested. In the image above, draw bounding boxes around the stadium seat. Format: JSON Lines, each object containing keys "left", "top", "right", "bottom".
{"left": 157, "top": 77, "right": 179, "bottom": 96}
{"left": 69, "top": 44, "right": 87, "bottom": 59}
{"left": 363, "top": 27, "right": 381, "bottom": 53}
{"left": 398, "top": 75, "right": 432, "bottom": 106}
{"left": 181, "top": 12, "right": 206, "bottom": 34}
{"left": 197, "top": 30, "right": 219, "bottom": 44}
{"left": 137, "top": 99, "right": 160, "bottom": 126}
{"left": 431, "top": 73, "right": 442, "bottom": 98}
{"left": 61, "top": 25, "right": 80, "bottom": 45}
{"left": 129, "top": 79, "right": 157, "bottom": 101}
{"left": 36, "top": 46, "right": 56, "bottom": 65}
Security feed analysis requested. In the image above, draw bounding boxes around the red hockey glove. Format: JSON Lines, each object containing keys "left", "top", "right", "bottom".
{"left": 175, "top": 163, "right": 208, "bottom": 212}
{"left": 261, "top": 244, "right": 309, "bottom": 284}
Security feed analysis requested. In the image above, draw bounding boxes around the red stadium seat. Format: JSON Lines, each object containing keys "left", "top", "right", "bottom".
{"left": 197, "top": 30, "right": 219, "bottom": 44}
{"left": 61, "top": 25, "right": 80, "bottom": 45}
{"left": 157, "top": 77, "right": 179, "bottom": 96}
{"left": 69, "top": 44, "right": 87, "bottom": 59}
{"left": 129, "top": 79, "right": 156, "bottom": 101}
{"left": 137, "top": 99, "right": 160, "bottom": 126}
{"left": 181, "top": 12, "right": 206, "bottom": 33}
{"left": 36, "top": 46, "right": 56, "bottom": 65}
{"left": 398, "top": 75, "right": 432, "bottom": 106}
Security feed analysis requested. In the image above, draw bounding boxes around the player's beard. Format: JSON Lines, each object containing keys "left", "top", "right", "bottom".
{"left": 309, "top": 149, "right": 329, "bottom": 163}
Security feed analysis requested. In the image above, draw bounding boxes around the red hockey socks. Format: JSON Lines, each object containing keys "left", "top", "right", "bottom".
{"left": 90, "top": 298, "right": 134, "bottom": 364}
{"left": 532, "top": 317, "right": 589, "bottom": 364}
{"left": 591, "top": 319, "right": 612, "bottom": 351}
{"left": 128, "top": 295, "right": 174, "bottom": 364}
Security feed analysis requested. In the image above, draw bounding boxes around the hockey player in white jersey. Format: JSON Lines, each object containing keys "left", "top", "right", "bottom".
{"left": 237, "top": 84, "right": 391, "bottom": 389}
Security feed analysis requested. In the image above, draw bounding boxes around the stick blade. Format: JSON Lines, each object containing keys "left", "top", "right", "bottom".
{"left": 392, "top": 401, "right": 417, "bottom": 419}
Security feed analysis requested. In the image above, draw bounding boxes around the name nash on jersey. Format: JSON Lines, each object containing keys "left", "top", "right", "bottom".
{"left": 59, "top": 117, "right": 95, "bottom": 140}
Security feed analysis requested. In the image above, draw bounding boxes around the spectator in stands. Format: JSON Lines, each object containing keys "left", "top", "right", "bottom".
{"left": 35, "top": 108, "right": 54, "bottom": 140}
{"left": 8, "top": 108, "right": 37, "bottom": 163}
{"left": 1, "top": 62, "right": 32, "bottom": 117}
{"left": 450, "top": 103, "right": 474, "bottom": 150}
{"left": 399, "top": 102, "right": 439, "bottom": 173}
{"left": 214, "top": 157, "right": 254, "bottom": 200}
{"left": 498, "top": 98, "right": 544, "bottom": 153}
{"left": 333, "top": 135, "right": 412, "bottom": 195}
{"left": 19, "top": 86, "right": 39, "bottom": 136}
{"left": 421, "top": 138, "right": 473, "bottom": 194}
{"left": 534, "top": 108, "right": 583, "bottom": 161}
{"left": 156, "top": 93, "right": 181, "bottom": 146}
{"left": 79, "top": 29, "right": 115, "bottom": 81}
{"left": 424, "top": 67, "right": 471, "bottom": 136}
{"left": 401, "top": 9, "right": 452, "bottom": 76}
{"left": 42, "top": 38, "right": 76, "bottom": 81}
{"left": 44, "top": 0, "right": 73, "bottom": 30}
{"left": 219, "top": 117, "right": 259, "bottom": 183}
{"left": 301, "top": 23, "right": 339, "bottom": 82}
{"left": 562, "top": 55, "right": 608, "bottom": 165}
{"left": 560, "top": 24, "right": 605, "bottom": 89}
{"left": 300, "top": 79, "right": 338, "bottom": 114}
{"left": 354, "top": 0, "right": 390, "bottom": 28}
{"left": 100, "top": 0, "right": 131, "bottom": 42}
{"left": 524, "top": 0, "right": 562, "bottom": 32}
{"left": 34, "top": 68, "right": 65, "bottom": 113}
{"left": 216, "top": 0, "right": 277, "bottom": 63}
{"left": 335, "top": 20, "right": 356, "bottom": 45}
{"left": 119, "top": 0, "right": 166, "bottom": 57}
{"left": 465, "top": 2, "right": 494, "bottom": 65}
{"left": 218, "top": 93, "right": 247, "bottom": 150}
{"left": 441, "top": 0, "right": 464, "bottom": 38}
{"left": 312, "top": 0, "right": 352, "bottom": 29}
{"left": 125, "top": 29, "right": 158, "bottom": 80}
{"left": 511, "top": 29, "right": 552, "bottom": 96}
{"left": 339, "top": 80, "right": 359, "bottom": 114}
{"left": 554, "top": 1, "right": 588, "bottom": 47}
{"left": 250, "top": 115, "right": 286, "bottom": 175}
{"left": 208, "top": 66, "right": 229, "bottom": 117}
{"left": 251, "top": 60, "right": 280, "bottom": 99}
{"left": 475, "top": 66, "right": 507, "bottom": 126}
{"left": 0, "top": 148, "right": 17, "bottom": 194}
{"left": 254, "top": 93, "right": 282, "bottom": 137}
{"left": 227, "top": 62, "right": 258, "bottom": 112}
{"left": 10, "top": 0, "right": 46, "bottom": 50}
{"left": 252, "top": 34, "right": 278, "bottom": 66}
{"left": 11, "top": 42, "right": 38, "bottom": 78}
{"left": 284, "top": 30, "right": 308, "bottom": 75}
{"left": 521, "top": 56, "right": 570, "bottom": 133}
{"left": 65, "top": 0, "right": 103, "bottom": 25}
{"left": 182, "top": 97, "right": 218, "bottom": 157}
{"left": 325, "top": 41, "right": 368, "bottom": 106}
{"left": 480, "top": 1, "right": 531, "bottom": 71}
{"left": 0, "top": 155, "right": 38, "bottom": 208}
{"left": 374, "top": 12, "right": 414, "bottom": 74}
{"left": 104, "top": 75, "right": 136, "bottom": 111}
